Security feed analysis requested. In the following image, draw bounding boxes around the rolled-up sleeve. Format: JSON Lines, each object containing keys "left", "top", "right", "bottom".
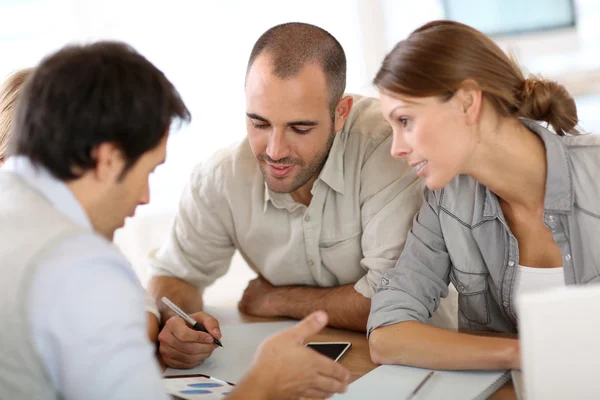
{"left": 144, "top": 292, "right": 160, "bottom": 322}
{"left": 354, "top": 137, "right": 423, "bottom": 298}
{"left": 367, "top": 188, "right": 452, "bottom": 334}
{"left": 147, "top": 163, "right": 236, "bottom": 289}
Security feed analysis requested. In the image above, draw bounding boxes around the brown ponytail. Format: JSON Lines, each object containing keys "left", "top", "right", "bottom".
{"left": 374, "top": 20, "right": 579, "bottom": 136}
{"left": 516, "top": 77, "right": 578, "bottom": 135}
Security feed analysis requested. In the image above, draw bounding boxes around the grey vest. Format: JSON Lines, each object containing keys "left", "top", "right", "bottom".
{"left": 0, "top": 172, "right": 84, "bottom": 399}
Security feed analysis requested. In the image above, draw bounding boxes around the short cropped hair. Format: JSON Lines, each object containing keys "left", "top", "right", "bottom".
{"left": 246, "top": 22, "right": 346, "bottom": 115}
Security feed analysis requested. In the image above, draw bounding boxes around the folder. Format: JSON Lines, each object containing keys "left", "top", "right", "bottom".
{"left": 333, "top": 364, "right": 509, "bottom": 400}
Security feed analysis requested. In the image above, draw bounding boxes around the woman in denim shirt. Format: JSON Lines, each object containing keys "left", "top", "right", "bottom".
{"left": 368, "top": 20, "right": 600, "bottom": 371}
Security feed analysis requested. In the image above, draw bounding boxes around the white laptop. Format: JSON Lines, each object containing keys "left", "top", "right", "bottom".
{"left": 517, "top": 284, "right": 600, "bottom": 400}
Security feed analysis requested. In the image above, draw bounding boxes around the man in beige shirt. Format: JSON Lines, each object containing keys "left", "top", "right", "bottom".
{"left": 148, "top": 22, "right": 423, "bottom": 369}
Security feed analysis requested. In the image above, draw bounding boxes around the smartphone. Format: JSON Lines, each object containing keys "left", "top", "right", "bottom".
{"left": 305, "top": 341, "right": 352, "bottom": 362}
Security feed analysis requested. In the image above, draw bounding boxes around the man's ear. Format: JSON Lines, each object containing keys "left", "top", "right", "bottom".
{"left": 333, "top": 95, "right": 354, "bottom": 132}
{"left": 456, "top": 79, "right": 483, "bottom": 126}
{"left": 93, "top": 142, "right": 126, "bottom": 182}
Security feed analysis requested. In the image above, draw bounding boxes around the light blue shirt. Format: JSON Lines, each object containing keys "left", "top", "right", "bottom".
{"left": 2, "top": 157, "right": 168, "bottom": 400}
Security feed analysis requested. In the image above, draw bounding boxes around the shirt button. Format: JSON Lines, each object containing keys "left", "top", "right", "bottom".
{"left": 508, "top": 261, "right": 515, "bottom": 267}
{"left": 565, "top": 254, "right": 572, "bottom": 261}
{"left": 304, "top": 215, "right": 311, "bottom": 222}
{"left": 547, "top": 215, "right": 557, "bottom": 229}
{"left": 458, "top": 284, "right": 465, "bottom": 291}
{"left": 503, "top": 301, "right": 509, "bottom": 307}
{"left": 307, "top": 259, "right": 314, "bottom": 266}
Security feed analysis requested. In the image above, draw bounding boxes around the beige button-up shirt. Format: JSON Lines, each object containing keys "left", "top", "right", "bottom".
{"left": 148, "top": 96, "right": 423, "bottom": 298}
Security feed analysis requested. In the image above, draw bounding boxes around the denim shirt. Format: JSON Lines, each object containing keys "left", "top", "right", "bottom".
{"left": 368, "top": 119, "right": 600, "bottom": 334}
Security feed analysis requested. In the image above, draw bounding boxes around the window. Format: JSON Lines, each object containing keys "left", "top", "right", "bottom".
{"left": 443, "top": 0, "right": 576, "bottom": 36}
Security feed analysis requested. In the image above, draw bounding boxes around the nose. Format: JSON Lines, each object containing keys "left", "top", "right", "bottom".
{"left": 266, "top": 129, "right": 290, "bottom": 161}
{"left": 390, "top": 129, "right": 411, "bottom": 159}
{"left": 139, "top": 181, "right": 150, "bottom": 206}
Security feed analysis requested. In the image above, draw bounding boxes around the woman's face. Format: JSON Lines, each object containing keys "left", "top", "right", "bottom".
{"left": 379, "top": 90, "right": 477, "bottom": 190}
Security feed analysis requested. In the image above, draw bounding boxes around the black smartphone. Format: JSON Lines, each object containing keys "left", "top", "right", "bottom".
{"left": 305, "top": 341, "right": 352, "bottom": 362}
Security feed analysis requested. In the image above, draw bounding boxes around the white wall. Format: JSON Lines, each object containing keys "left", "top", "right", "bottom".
{"left": 3, "top": 0, "right": 600, "bottom": 292}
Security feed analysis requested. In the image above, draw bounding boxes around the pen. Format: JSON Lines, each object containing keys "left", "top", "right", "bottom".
{"left": 405, "top": 371, "right": 434, "bottom": 400}
{"left": 161, "top": 297, "right": 223, "bottom": 347}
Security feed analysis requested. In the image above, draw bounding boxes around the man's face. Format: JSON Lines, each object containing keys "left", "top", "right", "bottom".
{"left": 245, "top": 54, "right": 336, "bottom": 195}
{"left": 100, "top": 134, "right": 167, "bottom": 239}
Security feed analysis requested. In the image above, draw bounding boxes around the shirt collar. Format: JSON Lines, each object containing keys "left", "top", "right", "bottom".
{"left": 263, "top": 128, "right": 347, "bottom": 212}
{"left": 317, "top": 130, "right": 346, "bottom": 195}
{"left": 482, "top": 186, "right": 500, "bottom": 219}
{"left": 482, "top": 119, "right": 574, "bottom": 217}
{"left": 522, "top": 119, "right": 573, "bottom": 213}
{"left": 2, "top": 156, "right": 94, "bottom": 230}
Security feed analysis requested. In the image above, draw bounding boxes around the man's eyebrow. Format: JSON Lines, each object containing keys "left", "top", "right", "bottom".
{"left": 246, "top": 113, "right": 318, "bottom": 127}
{"left": 246, "top": 113, "right": 269, "bottom": 123}
{"left": 286, "top": 120, "right": 318, "bottom": 126}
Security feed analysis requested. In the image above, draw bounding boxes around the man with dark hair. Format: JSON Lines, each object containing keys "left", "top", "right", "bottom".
{"left": 0, "top": 65, "right": 165, "bottom": 343}
{"left": 148, "top": 22, "right": 443, "bottom": 369}
{"left": 0, "top": 41, "right": 349, "bottom": 400}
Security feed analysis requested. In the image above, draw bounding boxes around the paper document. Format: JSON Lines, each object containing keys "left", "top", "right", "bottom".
{"left": 164, "top": 376, "right": 232, "bottom": 399}
{"left": 164, "top": 321, "right": 296, "bottom": 383}
{"left": 333, "top": 365, "right": 509, "bottom": 400}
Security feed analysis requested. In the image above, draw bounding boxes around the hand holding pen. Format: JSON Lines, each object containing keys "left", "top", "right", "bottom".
{"left": 162, "top": 297, "right": 223, "bottom": 347}
{"left": 158, "top": 297, "right": 223, "bottom": 369}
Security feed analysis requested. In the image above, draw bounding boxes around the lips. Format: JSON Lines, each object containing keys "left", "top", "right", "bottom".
{"left": 411, "top": 160, "right": 428, "bottom": 176}
{"left": 266, "top": 163, "right": 294, "bottom": 178}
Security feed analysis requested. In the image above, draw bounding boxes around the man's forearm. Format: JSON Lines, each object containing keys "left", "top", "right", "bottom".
{"left": 268, "top": 284, "right": 370, "bottom": 332}
{"left": 147, "top": 276, "right": 204, "bottom": 322}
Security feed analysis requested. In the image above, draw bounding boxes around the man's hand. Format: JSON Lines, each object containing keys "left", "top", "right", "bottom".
{"left": 234, "top": 311, "right": 350, "bottom": 399}
{"left": 158, "top": 311, "right": 222, "bottom": 369}
{"left": 238, "top": 276, "right": 279, "bottom": 317}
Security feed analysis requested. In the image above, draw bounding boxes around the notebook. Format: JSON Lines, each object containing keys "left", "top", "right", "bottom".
{"left": 164, "top": 321, "right": 296, "bottom": 383}
{"left": 332, "top": 365, "right": 510, "bottom": 400}
{"left": 517, "top": 284, "right": 600, "bottom": 400}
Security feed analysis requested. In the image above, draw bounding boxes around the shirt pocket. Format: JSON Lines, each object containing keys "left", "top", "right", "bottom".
{"left": 319, "top": 233, "right": 363, "bottom": 285}
{"left": 450, "top": 268, "right": 491, "bottom": 325}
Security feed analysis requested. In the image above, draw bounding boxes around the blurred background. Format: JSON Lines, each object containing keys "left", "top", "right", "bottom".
{"left": 2, "top": 0, "right": 598, "bottom": 303}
